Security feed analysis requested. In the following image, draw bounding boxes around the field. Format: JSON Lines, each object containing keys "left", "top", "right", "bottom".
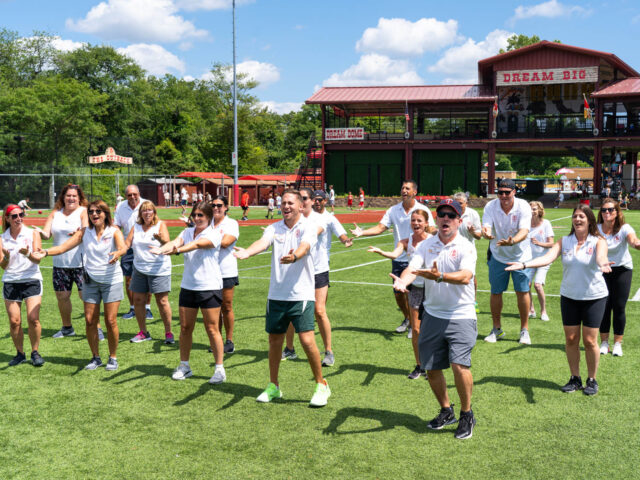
{"left": 1, "top": 207, "right": 639, "bottom": 479}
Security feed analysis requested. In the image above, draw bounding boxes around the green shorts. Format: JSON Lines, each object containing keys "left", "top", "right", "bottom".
{"left": 266, "top": 299, "right": 315, "bottom": 334}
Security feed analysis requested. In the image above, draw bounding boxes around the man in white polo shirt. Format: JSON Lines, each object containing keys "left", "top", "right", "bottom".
{"left": 391, "top": 198, "right": 477, "bottom": 440}
{"left": 234, "top": 189, "right": 331, "bottom": 407}
{"left": 351, "top": 180, "right": 436, "bottom": 333}
{"left": 482, "top": 179, "right": 533, "bottom": 344}
{"left": 114, "top": 185, "right": 150, "bottom": 320}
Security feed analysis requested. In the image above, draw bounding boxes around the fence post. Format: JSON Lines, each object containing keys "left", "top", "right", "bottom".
{"left": 49, "top": 174, "right": 55, "bottom": 209}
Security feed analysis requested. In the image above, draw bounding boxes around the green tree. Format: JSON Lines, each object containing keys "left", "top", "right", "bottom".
{"left": 499, "top": 34, "right": 561, "bottom": 54}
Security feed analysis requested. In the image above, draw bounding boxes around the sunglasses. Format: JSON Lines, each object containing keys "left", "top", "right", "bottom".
{"left": 313, "top": 198, "right": 324, "bottom": 202}
{"left": 301, "top": 196, "right": 310, "bottom": 201}
{"left": 437, "top": 211, "right": 458, "bottom": 219}
{"left": 497, "top": 190, "right": 512, "bottom": 196}
{"left": 193, "top": 213, "right": 206, "bottom": 218}
{"left": 601, "top": 207, "right": 616, "bottom": 213}
{"left": 88, "top": 209, "right": 103, "bottom": 215}
{"left": 10, "top": 212, "right": 25, "bottom": 219}
{"left": 212, "top": 203, "right": 225, "bottom": 208}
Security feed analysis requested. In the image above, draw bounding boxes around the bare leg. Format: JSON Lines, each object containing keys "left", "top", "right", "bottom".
{"left": 133, "top": 292, "right": 147, "bottom": 332}
{"left": 534, "top": 283, "right": 547, "bottom": 316}
{"left": 202, "top": 307, "right": 224, "bottom": 365}
{"left": 154, "top": 292, "right": 173, "bottom": 334}
{"left": 564, "top": 325, "right": 581, "bottom": 377}
{"left": 298, "top": 330, "right": 324, "bottom": 383}
{"left": 427, "top": 369, "right": 450, "bottom": 408}
{"left": 55, "top": 290, "right": 73, "bottom": 327}
{"left": 5, "top": 300, "right": 24, "bottom": 353}
{"left": 103, "top": 301, "right": 121, "bottom": 358}
{"left": 583, "top": 326, "right": 600, "bottom": 379}
{"left": 220, "top": 287, "right": 235, "bottom": 341}
{"left": 124, "top": 276, "right": 134, "bottom": 309}
{"left": 451, "top": 363, "right": 473, "bottom": 411}
{"left": 285, "top": 323, "right": 295, "bottom": 350}
{"left": 410, "top": 308, "right": 421, "bottom": 365}
{"left": 178, "top": 307, "right": 198, "bottom": 362}
{"left": 268, "top": 333, "right": 285, "bottom": 384}
{"left": 84, "top": 302, "right": 100, "bottom": 357}
{"left": 24, "top": 295, "right": 42, "bottom": 351}
{"left": 515, "top": 291, "right": 530, "bottom": 330}
{"left": 394, "top": 291, "right": 411, "bottom": 321}
{"left": 314, "top": 286, "right": 331, "bottom": 352}
{"left": 490, "top": 293, "right": 503, "bottom": 329}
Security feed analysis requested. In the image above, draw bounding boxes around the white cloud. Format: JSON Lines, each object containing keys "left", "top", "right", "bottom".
{"left": 260, "top": 101, "right": 302, "bottom": 114}
{"left": 201, "top": 60, "right": 280, "bottom": 87}
{"left": 66, "top": 0, "right": 208, "bottom": 43}
{"left": 117, "top": 44, "right": 186, "bottom": 76}
{"left": 323, "top": 54, "right": 423, "bottom": 87}
{"left": 183, "top": 75, "right": 196, "bottom": 82}
{"left": 176, "top": 0, "right": 253, "bottom": 11}
{"left": 429, "top": 29, "right": 513, "bottom": 84}
{"left": 356, "top": 17, "right": 461, "bottom": 57}
{"left": 51, "top": 37, "right": 85, "bottom": 52}
{"left": 509, "top": 0, "right": 590, "bottom": 24}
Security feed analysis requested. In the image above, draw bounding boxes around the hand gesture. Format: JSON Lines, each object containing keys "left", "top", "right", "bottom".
{"left": 280, "top": 248, "right": 296, "bottom": 264}
{"left": 482, "top": 227, "right": 494, "bottom": 240}
{"left": 108, "top": 250, "right": 121, "bottom": 264}
{"left": 350, "top": 223, "right": 363, "bottom": 237}
{"left": 149, "top": 246, "right": 164, "bottom": 255}
{"left": 389, "top": 273, "right": 407, "bottom": 292}
{"left": 531, "top": 238, "right": 541, "bottom": 246}
{"left": 233, "top": 246, "right": 249, "bottom": 260}
{"left": 505, "top": 261, "right": 525, "bottom": 271}
{"left": 19, "top": 245, "right": 30, "bottom": 256}
{"left": 152, "top": 233, "right": 162, "bottom": 243}
{"left": 69, "top": 226, "right": 82, "bottom": 236}
{"left": 31, "top": 249, "right": 47, "bottom": 261}
{"left": 600, "top": 261, "right": 614, "bottom": 274}
{"left": 413, "top": 261, "right": 440, "bottom": 281}
{"left": 1, "top": 248, "right": 9, "bottom": 262}
{"left": 496, "top": 236, "right": 514, "bottom": 247}
{"left": 344, "top": 237, "right": 353, "bottom": 248}
{"left": 367, "top": 246, "right": 382, "bottom": 255}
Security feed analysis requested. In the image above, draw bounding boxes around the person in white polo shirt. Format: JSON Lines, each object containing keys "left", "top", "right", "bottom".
{"left": 453, "top": 192, "right": 482, "bottom": 313}
{"left": 391, "top": 199, "right": 478, "bottom": 440}
{"left": 234, "top": 189, "right": 331, "bottom": 407}
{"left": 114, "top": 185, "right": 151, "bottom": 320}
{"left": 482, "top": 179, "right": 533, "bottom": 345}
{"left": 351, "top": 180, "right": 436, "bottom": 333}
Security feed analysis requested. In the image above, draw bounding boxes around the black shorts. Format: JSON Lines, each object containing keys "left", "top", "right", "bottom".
{"left": 560, "top": 296, "right": 607, "bottom": 328}
{"left": 3, "top": 280, "right": 42, "bottom": 302}
{"left": 314, "top": 271, "right": 330, "bottom": 289}
{"left": 222, "top": 276, "right": 239, "bottom": 289}
{"left": 391, "top": 260, "right": 409, "bottom": 293}
{"left": 120, "top": 248, "right": 134, "bottom": 277}
{"left": 52, "top": 267, "right": 84, "bottom": 292}
{"left": 179, "top": 288, "right": 222, "bottom": 309}
{"left": 241, "top": 206, "right": 248, "bottom": 213}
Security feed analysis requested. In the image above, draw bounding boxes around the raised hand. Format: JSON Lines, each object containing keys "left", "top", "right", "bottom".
{"left": 280, "top": 248, "right": 296, "bottom": 264}
{"left": 482, "top": 227, "right": 494, "bottom": 240}
{"left": 367, "top": 246, "right": 382, "bottom": 254}
{"left": 350, "top": 223, "right": 363, "bottom": 237}
{"left": 19, "top": 246, "right": 30, "bottom": 256}
{"left": 31, "top": 250, "right": 47, "bottom": 261}
{"left": 344, "top": 238, "right": 353, "bottom": 247}
{"left": 389, "top": 273, "right": 407, "bottom": 292}
{"left": 496, "top": 236, "right": 514, "bottom": 247}
{"left": 233, "top": 245, "right": 249, "bottom": 260}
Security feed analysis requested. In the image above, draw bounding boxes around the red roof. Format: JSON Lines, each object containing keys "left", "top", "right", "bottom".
{"left": 306, "top": 85, "right": 494, "bottom": 105}
{"left": 592, "top": 78, "right": 640, "bottom": 98}
{"left": 177, "top": 172, "right": 232, "bottom": 180}
{"left": 239, "top": 174, "right": 298, "bottom": 182}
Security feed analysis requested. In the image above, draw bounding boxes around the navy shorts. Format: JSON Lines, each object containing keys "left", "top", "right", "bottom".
{"left": 314, "top": 271, "right": 330, "bottom": 289}
{"left": 222, "top": 277, "right": 239, "bottom": 289}
{"left": 3, "top": 281, "right": 42, "bottom": 302}
{"left": 391, "top": 260, "right": 409, "bottom": 293}
{"left": 179, "top": 288, "right": 222, "bottom": 309}
{"left": 121, "top": 248, "right": 134, "bottom": 277}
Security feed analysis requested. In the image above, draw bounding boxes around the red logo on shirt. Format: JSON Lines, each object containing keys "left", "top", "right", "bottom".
{"left": 450, "top": 249, "right": 457, "bottom": 258}
{"left": 296, "top": 230, "right": 300, "bottom": 238}
{"left": 587, "top": 247, "right": 593, "bottom": 255}
{"left": 614, "top": 235, "right": 620, "bottom": 242}
{"left": 512, "top": 215, "right": 518, "bottom": 222}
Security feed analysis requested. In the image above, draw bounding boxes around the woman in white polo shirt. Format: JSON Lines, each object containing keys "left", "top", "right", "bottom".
{"left": 211, "top": 195, "right": 239, "bottom": 354}
{"left": 368, "top": 209, "right": 432, "bottom": 379}
{"left": 596, "top": 198, "right": 640, "bottom": 357}
{"left": 527, "top": 201, "right": 554, "bottom": 322}
{"left": 0, "top": 204, "right": 45, "bottom": 367}
{"left": 150, "top": 202, "right": 225, "bottom": 384}
{"left": 506, "top": 204, "right": 611, "bottom": 396}
{"left": 34, "top": 200, "right": 128, "bottom": 371}
{"left": 125, "top": 200, "right": 174, "bottom": 344}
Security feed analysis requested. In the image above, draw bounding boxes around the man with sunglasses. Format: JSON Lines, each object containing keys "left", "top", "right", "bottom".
{"left": 482, "top": 179, "right": 533, "bottom": 344}
{"left": 391, "top": 199, "right": 478, "bottom": 439}
{"left": 114, "top": 185, "right": 150, "bottom": 320}
{"left": 351, "top": 180, "right": 436, "bottom": 334}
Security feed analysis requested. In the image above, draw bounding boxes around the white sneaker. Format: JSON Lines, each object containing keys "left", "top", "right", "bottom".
{"left": 209, "top": 366, "right": 226, "bottom": 384}
{"left": 395, "top": 318, "right": 410, "bottom": 333}
{"left": 599, "top": 341, "right": 610, "bottom": 355}
{"left": 484, "top": 328, "right": 504, "bottom": 343}
{"left": 519, "top": 329, "right": 531, "bottom": 345}
{"left": 529, "top": 311, "right": 536, "bottom": 318}
{"left": 540, "top": 313, "right": 550, "bottom": 322}
{"left": 309, "top": 381, "right": 331, "bottom": 407}
{"left": 172, "top": 363, "right": 193, "bottom": 380}
{"left": 407, "top": 329, "right": 412, "bottom": 339}
{"left": 612, "top": 342, "right": 623, "bottom": 357}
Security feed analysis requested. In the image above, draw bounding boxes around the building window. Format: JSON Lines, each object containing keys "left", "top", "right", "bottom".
{"left": 530, "top": 85, "right": 544, "bottom": 101}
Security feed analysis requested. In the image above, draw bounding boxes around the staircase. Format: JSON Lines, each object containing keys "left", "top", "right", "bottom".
{"left": 294, "top": 133, "right": 323, "bottom": 191}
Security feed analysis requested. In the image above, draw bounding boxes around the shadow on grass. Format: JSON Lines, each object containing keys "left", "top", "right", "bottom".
{"left": 324, "top": 363, "right": 407, "bottom": 386}
{"left": 499, "top": 343, "right": 566, "bottom": 354}
{"left": 332, "top": 326, "right": 396, "bottom": 341}
{"left": 224, "top": 349, "right": 268, "bottom": 368}
{"left": 323, "top": 407, "right": 431, "bottom": 435}
{"left": 102, "top": 363, "right": 174, "bottom": 384}
{"left": 475, "top": 375, "right": 560, "bottom": 403}
{"left": 0, "top": 352, "right": 90, "bottom": 375}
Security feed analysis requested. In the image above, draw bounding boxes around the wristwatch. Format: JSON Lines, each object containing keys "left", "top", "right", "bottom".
{"left": 436, "top": 273, "right": 444, "bottom": 283}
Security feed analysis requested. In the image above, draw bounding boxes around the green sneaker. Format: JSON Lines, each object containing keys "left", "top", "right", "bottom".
{"left": 475, "top": 301, "right": 480, "bottom": 314}
{"left": 309, "top": 381, "right": 331, "bottom": 407}
{"left": 256, "top": 382, "right": 283, "bottom": 403}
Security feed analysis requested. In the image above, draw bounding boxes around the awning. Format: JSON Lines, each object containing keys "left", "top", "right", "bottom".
{"left": 177, "top": 172, "right": 233, "bottom": 180}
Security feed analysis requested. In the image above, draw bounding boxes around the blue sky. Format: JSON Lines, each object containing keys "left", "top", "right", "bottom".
{"left": 2, "top": 0, "right": 640, "bottom": 113}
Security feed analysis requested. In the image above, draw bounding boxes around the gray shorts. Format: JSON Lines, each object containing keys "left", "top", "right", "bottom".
{"left": 82, "top": 278, "right": 124, "bottom": 304}
{"left": 129, "top": 268, "right": 171, "bottom": 294}
{"left": 418, "top": 311, "right": 477, "bottom": 370}
{"left": 408, "top": 284, "right": 424, "bottom": 310}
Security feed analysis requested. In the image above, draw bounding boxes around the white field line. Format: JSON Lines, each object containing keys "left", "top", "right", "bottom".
{"left": 630, "top": 288, "right": 640, "bottom": 302}
{"left": 550, "top": 215, "right": 572, "bottom": 223}
{"left": 330, "top": 259, "right": 388, "bottom": 272}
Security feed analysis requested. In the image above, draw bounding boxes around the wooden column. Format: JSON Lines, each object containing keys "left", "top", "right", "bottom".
{"left": 593, "top": 142, "right": 602, "bottom": 195}
{"left": 487, "top": 143, "right": 496, "bottom": 195}
{"left": 405, "top": 142, "right": 412, "bottom": 180}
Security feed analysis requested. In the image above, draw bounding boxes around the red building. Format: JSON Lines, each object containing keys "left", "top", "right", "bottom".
{"left": 306, "top": 41, "right": 640, "bottom": 196}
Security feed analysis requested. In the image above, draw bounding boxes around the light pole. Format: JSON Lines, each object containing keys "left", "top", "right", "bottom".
{"left": 232, "top": 0, "right": 239, "bottom": 206}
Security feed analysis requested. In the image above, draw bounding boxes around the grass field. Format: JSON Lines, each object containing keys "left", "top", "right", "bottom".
{"left": 1, "top": 207, "right": 639, "bottom": 479}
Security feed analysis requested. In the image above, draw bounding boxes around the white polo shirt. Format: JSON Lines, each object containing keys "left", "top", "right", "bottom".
{"left": 1, "top": 226, "right": 42, "bottom": 283}
{"left": 598, "top": 223, "right": 634, "bottom": 270}
{"left": 409, "top": 232, "right": 477, "bottom": 319}
{"left": 380, "top": 200, "right": 435, "bottom": 262}
{"left": 114, "top": 198, "right": 147, "bottom": 238}
{"left": 131, "top": 223, "right": 172, "bottom": 276}
{"left": 212, "top": 216, "right": 239, "bottom": 278}
{"left": 560, "top": 234, "right": 608, "bottom": 300}
{"left": 459, "top": 207, "right": 482, "bottom": 245}
{"left": 529, "top": 219, "right": 554, "bottom": 258}
{"left": 51, "top": 207, "right": 85, "bottom": 268}
{"left": 82, "top": 226, "right": 123, "bottom": 285}
{"left": 482, "top": 197, "right": 532, "bottom": 264}
{"left": 261, "top": 216, "right": 318, "bottom": 302}
{"left": 313, "top": 210, "right": 347, "bottom": 274}
{"left": 178, "top": 225, "right": 222, "bottom": 291}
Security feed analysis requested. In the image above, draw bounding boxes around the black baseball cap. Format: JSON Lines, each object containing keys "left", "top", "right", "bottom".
{"left": 436, "top": 198, "right": 462, "bottom": 217}
{"left": 499, "top": 179, "right": 516, "bottom": 190}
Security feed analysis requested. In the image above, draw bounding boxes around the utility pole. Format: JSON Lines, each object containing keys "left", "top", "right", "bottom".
{"left": 232, "top": 0, "right": 239, "bottom": 206}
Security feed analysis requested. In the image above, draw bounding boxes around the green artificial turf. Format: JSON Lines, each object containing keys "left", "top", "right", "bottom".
{"left": 0, "top": 208, "right": 638, "bottom": 479}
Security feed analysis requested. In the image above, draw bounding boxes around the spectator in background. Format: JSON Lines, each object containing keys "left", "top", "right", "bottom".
{"left": 174, "top": 191, "right": 180, "bottom": 207}
{"left": 328, "top": 185, "right": 336, "bottom": 214}
{"left": 276, "top": 193, "right": 282, "bottom": 215}
{"left": 240, "top": 190, "right": 250, "bottom": 221}
{"left": 555, "top": 189, "right": 564, "bottom": 208}
{"left": 163, "top": 189, "right": 171, "bottom": 207}
{"left": 358, "top": 188, "right": 365, "bottom": 211}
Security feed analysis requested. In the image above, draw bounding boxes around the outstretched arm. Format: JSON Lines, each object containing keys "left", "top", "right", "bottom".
{"left": 351, "top": 222, "right": 387, "bottom": 237}
{"left": 505, "top": 240, "right": 561, "bottom": 271}
{"left": 233, "top": 238, "right": 271, "bottom": 260}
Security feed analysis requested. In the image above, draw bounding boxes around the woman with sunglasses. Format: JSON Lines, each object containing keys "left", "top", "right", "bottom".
{"left": 368, "top": 209, "right": 432, "bottom": 379}
{"left": 124, "top": 201, "right": 175, "bottom": 344}
{"left": 32, "top": 200, "right": 127, "bottom": 371}
{"left": 211, "top": 196, "right": 239, "bottom": 354}
{"left": 150, "top": 202, "right": 226, "bottom": 384}
{"left": 36, "top": 184, "right": 103, "bottom": 340}
{"left": 0, "top": 205, "right": 45, "bottom": 367}
{"left": 597, "top": 198, "right": 640, "bottom": 357}
{"left": 506, "top": 205, "right": 611, "bottom": 395}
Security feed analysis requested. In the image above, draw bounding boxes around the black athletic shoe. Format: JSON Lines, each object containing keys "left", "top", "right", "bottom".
{"left": 224, "top": 339, "right": 235, "bottom": 354}
{"left": 583, "top": 378, "right": 599, "bottom": 396}
{"left": 407, "top": 365, "right": 423, "bottom": 380}
{"left": 30, "top": 350, "right": 45, "bottom": 367}
{"left": 560, "top": 375, "right": 583, "bottom": 393}
{"left": 8, "top": 351, "right": 26, "bottom": 367}
{"left": 455, "top": 410, "right": 476, "bottom": 440}
{"left": 427, "top": 405, "right": 457, "bottom": 430}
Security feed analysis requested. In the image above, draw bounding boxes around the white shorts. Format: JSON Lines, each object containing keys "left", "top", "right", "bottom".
{"left": 530, "top": 266, "right": 550, "bottom": 286}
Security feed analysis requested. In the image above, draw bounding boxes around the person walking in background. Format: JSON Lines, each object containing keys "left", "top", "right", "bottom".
{"left": 173, "top": 191, "right": 180, "bottom": 207}
{"left": 527, "top": 201, "right": 554, "bottom": 322}
{"left": 180, "top": 188, "right": 189, "bottom": 214}
{"left": 328, "top": 185, "right": 336, "bottom": 214}
{"left": 266, "top": 193, "right": 275, "bottom": 219}
{"left": 163, "top": 189, "right": 170, "bottom": 207}
{"left": 506, "top": 204, "right": 611, "bottom": 395}
{"left": 276, "top": 193, "right": 282, "bottom": 215}
{"left": 347, "top": 191, "right": 353, "bottom": 210}
{"left": 0, "top": 204, "right": 45, "bottom": 367}
{"left": 358, "top": 188, "right": 365, "bottom": 211}
{"left": 596, "top": 198, "right": 640, "bottom": 357}
{"left": 240, "top": 190, "right": 250, "bottom": 221}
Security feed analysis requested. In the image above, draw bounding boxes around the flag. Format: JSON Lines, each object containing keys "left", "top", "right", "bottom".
{"left": 404, "top": 101, "right": 410, "bottom": 122}
{"left": 492, "top": 99, "right": 499, "bottom": 118}
{"left": 583, "top": 95, "right": 591, "bottom": 120}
